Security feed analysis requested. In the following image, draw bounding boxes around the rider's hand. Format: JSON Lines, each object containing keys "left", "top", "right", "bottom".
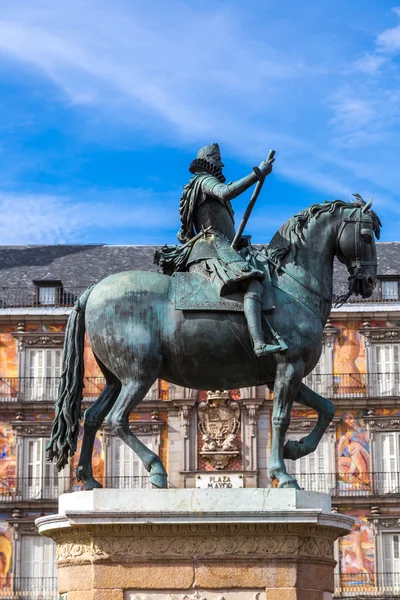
{"left": 258, "top": 157, "right": 274, "bottom": 176}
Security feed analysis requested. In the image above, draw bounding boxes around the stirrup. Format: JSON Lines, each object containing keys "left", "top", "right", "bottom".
{"left": 254, "top": 343, "right": 282, "bottom": 357}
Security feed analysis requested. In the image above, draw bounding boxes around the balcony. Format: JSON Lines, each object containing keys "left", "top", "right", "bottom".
{"left": 288, "top": 472, "right": 400, "bottom": 497}
{"left": 0, "top": 577, "right": 58, "bottom": 599}
{"left": 304, "top": 372, "right": 400, "bottom": 399}
{"left": 333, "top": 283, "right": 400, "bottom": 304}
{"left": 0, "top": 377, "right": 162, "bottom": 403}
{"left": 0, "top": 287, "right": 84, "bottom": 308}
{"left": 0, "top": 476, "right": 150, "bottom": 502}
{"left": 334, "top": 572, "right": 400, "bottom": 597}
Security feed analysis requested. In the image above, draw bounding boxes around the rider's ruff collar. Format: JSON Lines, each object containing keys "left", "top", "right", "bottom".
{"left": 189, "top": 158, "right": 226, "bottom": 183}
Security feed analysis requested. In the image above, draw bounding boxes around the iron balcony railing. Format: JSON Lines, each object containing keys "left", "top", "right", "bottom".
{"left": 0, "top": 577, "right": 58, "bottom": 599}
{"left": 287, "top": 472, "right": 400, "bottom": 497}
{"left": 1, "top": 473, "right": 398, "bottom": 502}
{"left": 0, "top": 377, "right": 160, "bottom": 402}
{"left": 0, "top": 476, "right": 150, "bottom": 502}
{"left": 333, "top": 284, "right": 400, "bottom": 304}
{"left": 0, "top": 285, "right": 398, "bottom": 307}
{"left": 334, "top": 572, "right": 400, "bottom": 597}
{"left": 304, "top": 372, "right": 400, "bottom": 398}
{"left": 0, "top": 287, "right": 85, "bottom": 308}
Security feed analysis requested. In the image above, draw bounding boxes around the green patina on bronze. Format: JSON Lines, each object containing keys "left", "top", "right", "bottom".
{"left": 47, "top": 146, "right": 381, "bottom": 491}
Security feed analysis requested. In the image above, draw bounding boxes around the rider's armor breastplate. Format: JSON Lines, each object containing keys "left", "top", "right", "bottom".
{"left": 187, "top": 194, "right": 253, "bottom": 270}
{"left": 193, "top": 195, "right": 235, "bottom": 241}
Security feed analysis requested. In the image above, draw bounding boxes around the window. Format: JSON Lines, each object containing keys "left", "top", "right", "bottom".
{"left": 143, "top": 381, "right": 159, "bottom": 401}
{"left": 382, "top": 534, "right": 400, "bottom": 590}
{"left": 377, "top": 432, "right": 400, "bottom": 494}
{"left": 110, "top": 436, "right": 152, "bottom": 488}
{"left": 25, "top": 348, "right": 62, "bottom": 401}
{"left": 374, "top": 344, "right": 400, "bottom": 396}
{"left": 22, "top": 438, "right": 59, "bottom": 500}
{"left": 38, "top": 286, "right": 57, "bottom": 305}
{"left": 20, "top": 535, "right": 57, "bottom": 596}
{"left": 304, "top": 359, "right": 331, "bottom": 396}
{"left": 285, "top": 433, "right": 334, "bottom": 493}
{"left": 381, "top": 280, "right": 399, "bottom": 301}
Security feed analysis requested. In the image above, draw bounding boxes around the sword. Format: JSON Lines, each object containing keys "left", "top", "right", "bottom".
{"left": 231, "top": 149, "right": 275, "bottom": 250}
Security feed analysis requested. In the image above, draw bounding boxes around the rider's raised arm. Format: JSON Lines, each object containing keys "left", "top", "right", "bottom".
{"left": 203, "top": 158, "right": 273, "bottom": 202}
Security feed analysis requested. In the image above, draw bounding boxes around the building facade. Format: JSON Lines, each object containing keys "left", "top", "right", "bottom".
{"left": 0, "top": 243, "right": 398, "bottom": 598}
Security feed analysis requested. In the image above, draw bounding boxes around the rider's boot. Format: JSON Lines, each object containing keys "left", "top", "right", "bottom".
{"left": 244, "top": 280, "right": 282, "bottom": 357}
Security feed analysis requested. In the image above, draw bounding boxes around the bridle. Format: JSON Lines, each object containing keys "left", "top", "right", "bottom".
{"left": 334, "top": 206, "right": 377, "bottom": 307}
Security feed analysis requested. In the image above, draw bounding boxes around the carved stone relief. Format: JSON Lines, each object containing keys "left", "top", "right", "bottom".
{"left": 198, "top": 391, "right": 240, "bottom": 469}
{"left": 125, "top": 591, "right": 263, "bottom": 600}
{"left": 52, "top": 522, "right": 337, "bottom": 565}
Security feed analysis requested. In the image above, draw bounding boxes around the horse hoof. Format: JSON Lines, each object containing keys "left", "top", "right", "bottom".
{"left": 278, "top": 478, "right": 302, "bottom": 490}
{"left": 283, "top": 439, "right": 303, "bottom": 460}
{"left": 84, "top": 479, "right": 103, "bottom": 491}
{"left": 150, "top": 472, "right": 168, "bottom": 489}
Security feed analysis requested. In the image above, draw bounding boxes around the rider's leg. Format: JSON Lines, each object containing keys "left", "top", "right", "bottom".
{"left": 244, "top": 279, "right": 281, "bottom": 357}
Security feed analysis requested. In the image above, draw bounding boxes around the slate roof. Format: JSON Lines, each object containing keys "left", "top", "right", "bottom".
{"left": 0, "top": 242, "right": 398, "bottom": 291}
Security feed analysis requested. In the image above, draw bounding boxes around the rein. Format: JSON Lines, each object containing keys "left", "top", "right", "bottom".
{"left": 334, "top": 207, "right": 377, "bottom": 308}
{"left": 258, "top": 205, "right": 376, "bottom": 313}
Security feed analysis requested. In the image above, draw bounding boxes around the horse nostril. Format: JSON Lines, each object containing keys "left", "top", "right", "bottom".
{"left": 366, "top": 276, "right": 374, "bottom": 287}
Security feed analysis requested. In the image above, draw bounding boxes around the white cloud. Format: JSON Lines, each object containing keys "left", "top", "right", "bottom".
{"left": 0, "top": 0, "right": 398, "bottom": 235}
{"left": 0, "top": 189, "right": 178, "bottom": 244}
{"left": 352, "top": 53, "right": 387, "bottom": 75}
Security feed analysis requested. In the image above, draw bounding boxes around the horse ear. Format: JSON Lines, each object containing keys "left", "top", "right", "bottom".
{"left": 362, "top": 198, "right": 373, "bottom": 213}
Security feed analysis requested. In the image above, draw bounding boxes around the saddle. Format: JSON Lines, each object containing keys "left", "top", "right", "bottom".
{"left": 173, "top": 269, "right": 275, "bottom": 312}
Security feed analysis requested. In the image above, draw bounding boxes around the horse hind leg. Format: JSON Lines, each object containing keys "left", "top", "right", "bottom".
{"left": 77, "top": 360, "right": 121, "bottom": 491}
{"left": 269, "top": 359, "right": 304, "bottom": 489}
{"left": 283, "top": 382, "right": 335, "bottom": 461}
{"left": 106, "top": 380, "right": 168, "bottom": 489}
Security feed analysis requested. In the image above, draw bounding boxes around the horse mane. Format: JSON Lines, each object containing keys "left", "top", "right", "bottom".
{"left": 267, "top": 195, "right": 382, "bottom": 269}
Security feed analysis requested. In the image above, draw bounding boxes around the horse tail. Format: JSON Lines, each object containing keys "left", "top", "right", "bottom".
{"left": 47, "top": 285, "right": 95, "bottom": 471}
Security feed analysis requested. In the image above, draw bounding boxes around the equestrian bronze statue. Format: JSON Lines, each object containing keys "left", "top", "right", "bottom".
{"left": 47, "top": 144, "right": 381, "bottom": 491}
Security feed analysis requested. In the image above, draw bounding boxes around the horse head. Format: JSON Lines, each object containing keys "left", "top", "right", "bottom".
{"left": 336, "top": 194, "right": 381, "bottom": 299}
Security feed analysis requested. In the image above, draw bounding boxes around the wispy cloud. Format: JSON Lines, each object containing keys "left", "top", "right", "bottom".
{"left": 0, "top": 189, "right": 178, "bottom": 244}
{"left": 0, "top": 1, "right": 398, "bottom": 243}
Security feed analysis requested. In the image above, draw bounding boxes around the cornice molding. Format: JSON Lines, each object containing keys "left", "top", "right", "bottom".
{"left": 12, "top": 331, "right": 65, "bottom": 350}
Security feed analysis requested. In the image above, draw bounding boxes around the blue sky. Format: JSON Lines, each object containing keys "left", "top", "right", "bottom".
{"left": 0, "top": 0, "right": 400, "bottom": 244}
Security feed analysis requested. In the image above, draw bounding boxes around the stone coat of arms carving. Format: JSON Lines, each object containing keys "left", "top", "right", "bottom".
{"left": 197, "top": 390, "right": 241, "bottom": 469}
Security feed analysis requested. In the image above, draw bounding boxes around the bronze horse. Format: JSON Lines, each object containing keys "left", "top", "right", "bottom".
{"left": 48, "top": 197, "right": 380, "bottom": 490}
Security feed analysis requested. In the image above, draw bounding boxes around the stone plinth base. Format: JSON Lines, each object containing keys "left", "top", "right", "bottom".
{"left": 36, "top": 489, "right": 353, "bottom": 600}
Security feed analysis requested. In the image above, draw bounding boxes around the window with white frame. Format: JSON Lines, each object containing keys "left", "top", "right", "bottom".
{"left": 22, "top": 437, "right": 59, "bottom": 500}
{"left": 376, "top": 432, "right": 400, "bottom": 494}
{"left": 25, "top": 348, "right": 62, "bottom": 401}
{"left": 373, "top": 344, "right": 400, "bottom": 396}
{"left": 381, "top": 280, "right": 399, "bottom": 301}
{"left": 143, "top": 380, "right": 159, "bottom": 401}
{"left": 110, "top": 436, "right": 152, "bottom": 488}
{"left": 304, "top": 358, "right": 326, "bottom": 395}
{"left": 20, "top": 535, "right": 57, "bottom": 593}
{"left": 38, "top": 286, "right": 57, "bottom": 305}
{"left": 285, "top": 432, "right": 334, "bottom": 493}
{"left": 382, "top": 534, "right": 400, "bottom": 589}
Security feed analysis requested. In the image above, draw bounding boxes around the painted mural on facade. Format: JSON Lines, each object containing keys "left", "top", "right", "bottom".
{"left": 337, "top": 411, "right": 371, "bottom": 490}
{"left": 0, "top": 325, "right": 17, "bottom": 380}
{"left": 0, "top": 423, "right": 16, "bottom": 499}
{"left": 0, "top": 521, "right": 12, "bottom": 587}
{"left": 340, "top": 509, "right": 374, "bottom": 585}
{"left": 333, "top": 321, "right": 366, "bottom": 393}
{"left": 72, "top": 426, "right": 105, "bottom": 488}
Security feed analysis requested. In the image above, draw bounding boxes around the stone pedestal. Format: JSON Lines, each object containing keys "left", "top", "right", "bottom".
{"left": 36, "top": 489, "right": 353, "bottom": 600}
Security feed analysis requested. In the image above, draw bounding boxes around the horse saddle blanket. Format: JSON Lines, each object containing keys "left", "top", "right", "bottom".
{"left": 173, "top": 271, "right": 275, "bottom": 312}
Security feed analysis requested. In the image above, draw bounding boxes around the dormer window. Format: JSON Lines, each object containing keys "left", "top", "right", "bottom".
{"left": 381, "top": 280, "right": 399, "bottom": 301}
{"left": 33, "top": 279, "right": 62, "bottom": 306}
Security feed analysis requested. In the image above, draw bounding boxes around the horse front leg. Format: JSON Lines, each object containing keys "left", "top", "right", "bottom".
{"left": 284, "top": 383, "right": 335, "bottom": 461}
{"left": 106, "top": 380, "right": 168, "bottom": 489}
{"left": 269, "top": 360, "right": 304, "bottom": 489}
